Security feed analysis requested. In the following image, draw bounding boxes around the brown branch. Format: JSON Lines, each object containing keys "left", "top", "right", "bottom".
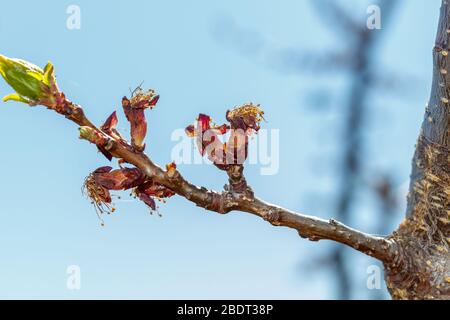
{"left": 61, "top": 99, "right": 396, "bottom": 263}
{"left": 0, "top": 54, "right": 395, "bottom": 263}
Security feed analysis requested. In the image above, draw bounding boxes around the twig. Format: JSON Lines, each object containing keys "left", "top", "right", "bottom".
{"left": 63, "top": 99, "right": 397, "bottom": 262}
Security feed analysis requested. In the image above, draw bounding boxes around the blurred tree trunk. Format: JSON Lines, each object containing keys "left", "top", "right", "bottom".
{"left": 309, "top": 0, "right": 398, "bottom": 299}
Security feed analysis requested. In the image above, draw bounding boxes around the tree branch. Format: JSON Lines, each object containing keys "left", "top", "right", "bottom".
{"left": 63, "top": 99, "right": 396, "bottom": 263}
{"left": 0, "top": 54, "right": 396, "bottom": 264}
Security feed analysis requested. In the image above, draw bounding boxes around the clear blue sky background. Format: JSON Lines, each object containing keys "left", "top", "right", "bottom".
{"left": 0, "top": 0, "right": 440, "bottom": 299}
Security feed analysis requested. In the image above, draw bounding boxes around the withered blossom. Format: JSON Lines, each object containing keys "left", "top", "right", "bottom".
{"left": 94, "top": 166, "right": 145, "bottom": 190}
{"left": 82, "top": 167, "right": 115, "bottom": 220}
{"left": 83, "top": 165, "right": 175, "bottom": 219}
{"left": 83, "top": 166, "right": 145, "bottom": 217}
{"left": 133, "top": 180, "right": 175, "bottom": 211}
{"left": 194, "top": 114, "right": 228, "bottom": 169}
{"left": 226, "top": 103, "right": 265, "bottom": 132}
{"left": 184, "top": 114, "right": 229, "bottom": 138}
{"left": 223, "top": 103, "right": 264, "bottom": 166}
{"left": 185, "top": 103, "right": 264, "bottom": 170}
{"left": 122, "top": 88, "right": 159, "bottom": 151}
{"left": 129, "top": 88, "right": 159, "bottom": 109}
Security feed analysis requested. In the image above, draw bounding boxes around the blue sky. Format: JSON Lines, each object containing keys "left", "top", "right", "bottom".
{"left": 0, "top": 0, "right": 440, "bottom": 299}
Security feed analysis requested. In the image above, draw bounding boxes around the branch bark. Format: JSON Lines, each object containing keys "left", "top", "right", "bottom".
{"left": 57, "top": 98, "right": 396, "bottom": 263}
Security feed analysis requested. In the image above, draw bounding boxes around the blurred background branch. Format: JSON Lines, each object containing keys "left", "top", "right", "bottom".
{"left": 212, "top": 0, "right": 405, "bottom": 299}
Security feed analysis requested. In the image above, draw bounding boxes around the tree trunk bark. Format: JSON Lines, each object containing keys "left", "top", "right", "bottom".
{"left": 384, "top": 0, "right": 450, "bottom": 299}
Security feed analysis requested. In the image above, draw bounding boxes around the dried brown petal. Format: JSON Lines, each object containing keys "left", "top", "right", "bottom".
{"left": 185, "top": 113, "right": 229, "bottom": 170}
{"left": 97, "top": 148, "right": 113, "bottom": 162}
{"left": 94, "top": 167, "right": 145, "bottom": 190}
{"left": 128, "top": 109, "right": 147, "bottom": 151}
{"left": 134, "top": 180, "right": 175, "bottom": 211}
{"left": 122, "top": 89, "right": 156, "bottom": 152}
{"left": 93, "top": 166, "right": 113, "bottom": 174}
{"left": 135, "top": 191, "right": 156, "bottom": 210}
{"left": 136, "top": 180, "right": 175, "bottom": 199}
{"left": 197, "top": 113, "right": 211, "bottom": 132}
{"left": 97, "top": 111, "right": 130, "bottom": 160}
{"left": 185, "top": 124, "right": 196, "bottom": 137}
{"left": 101, "top": 111, "right": 118, "bottom": 133}
{"left": 211, "top": 123, "right": 229, "bottom": 135}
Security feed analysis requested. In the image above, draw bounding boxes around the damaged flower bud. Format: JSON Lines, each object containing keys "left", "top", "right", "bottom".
{"left": 129, "top": 87, "right": 159, "bottom": 109}
{"left": 223, "top": 103, "right": 265, "bottom": 167}
{"left": 83, "top": 166, "right": 145, "bottom": 221}
{"left": 133, "top": 180, "right": 175, "bottom": 211}
{"left": 83, "top": 165, "right": 175, "bottom": 220}
{"left": 79, "top": 126, "right": 109, "bottom": 147}
{"left": 189, "top": 113, "right": 228, "bottom": 169}
{"left": 122, "top": 87, "right": 159, "bottom": 152}
{"left": 185, "top": 103, "right": 264, "bottom": 170}
{"left": 226, "top": 102, "right": 265, "bottom": 132}
{"left": 93, "top": 166, "right": 145, "bottom": 191}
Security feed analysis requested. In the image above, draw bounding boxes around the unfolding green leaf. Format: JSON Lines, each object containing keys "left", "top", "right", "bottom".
{"left": 2, "top": 93, "right": 30, "bottom": 104}
{"left": 43, "top": 62, "right": 55, "bottom": 87}
{"left": 0, "top": 54, "right": 50, "bottom": 102}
